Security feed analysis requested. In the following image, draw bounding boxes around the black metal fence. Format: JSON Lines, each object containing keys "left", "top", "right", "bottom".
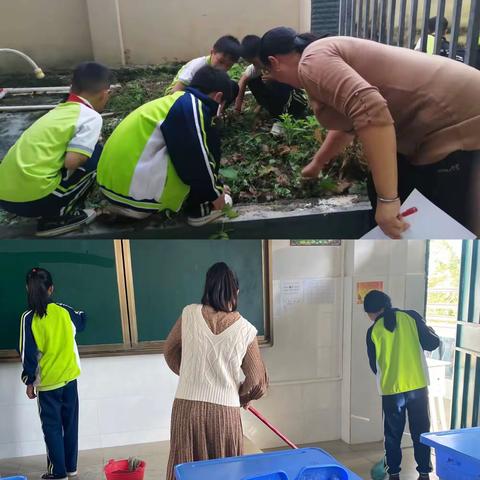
{"left": 338, "top": 0, "right": 480, "bottom": 66}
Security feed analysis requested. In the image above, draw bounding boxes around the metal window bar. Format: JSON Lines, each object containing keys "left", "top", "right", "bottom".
{"left": 363, "top": 0, "right": 371, "bottom": 39}
{"left": 407, "top": 0, "right": 419, "bottom": 49}
{"left": 345, "top": 0, "right": 353, "bottom": 36}
{"left": 419, "top": 0, "right": 432, "bottom": 52}
{"left": 449, "top": 0, "right": 463, "bottom": 60}
{"left": 397, "top": 0, "right": 407, "bottom": 47}
{"left": 473, "top": 358, "right": 480, "bottom": 426}
{"left": 371, "top": 0, "right": 378, "bottom": 40}
{"left": 379, "top": 0, "right": 388, "bottom": 42}
{"left": 337, "top": 0, "right": 479, "bottom": 72}
{"left": 350, "top": 0, "right": 357, "bottom": 36}
{"left": 339, "top": 0, "right": 347, "bottom": 35}
{"left": 357, "top": 0, "right": 364, "bottom": 37}
{"left": 465, "top": 0, "right": 480, "bottom": 66}
{"left": 434, "top": 0, "right": 446, "bottom": 55}
{"left": 387, "top": 0, "right": 397, "bottom": 45}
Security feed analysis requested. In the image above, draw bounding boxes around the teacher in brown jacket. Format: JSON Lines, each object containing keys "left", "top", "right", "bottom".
{"left": 260, "top": 27, "right": 480, "bottom": 239}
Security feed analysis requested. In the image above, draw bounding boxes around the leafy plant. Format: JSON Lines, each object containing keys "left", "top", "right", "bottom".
{"left": 222, "top": 204, "right": 239, "bottom": 219}
{"left": 228, "top": 62, "right": 247, "bottom": 82}
{"left": 219, "top": 167, "right": 239, "bottom": 181}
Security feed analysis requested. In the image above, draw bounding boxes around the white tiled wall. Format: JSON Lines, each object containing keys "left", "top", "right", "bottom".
{"left": 0, "top": 240, "right": 427, "bottom": 459}
{"left": 241, "top": 240, "right": 344, "bottom": 447}
{"left": 0, "top": 355, "right": 178, "bottom": 459}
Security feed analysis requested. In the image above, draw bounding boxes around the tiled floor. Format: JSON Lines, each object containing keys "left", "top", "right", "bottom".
{"left": 0, "top": 439, "right": 439, "bottom": 480}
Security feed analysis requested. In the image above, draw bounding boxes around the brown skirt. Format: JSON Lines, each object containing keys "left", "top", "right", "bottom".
{"left": 166, "top": 399, "right": 244, "bottom": 480}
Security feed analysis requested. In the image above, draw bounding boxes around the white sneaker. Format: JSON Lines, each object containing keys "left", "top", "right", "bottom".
{"left": 67, "top": 471, "right": 78, "bottom": 477}
{"left": 187, "top": 194, "right": 233, "bottom": 227}
{"left": 270, "top": 121, "right": 285, "bottom": 137}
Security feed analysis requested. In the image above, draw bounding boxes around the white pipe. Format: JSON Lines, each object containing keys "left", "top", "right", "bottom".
{"left": 0, "top": 105, "right": 53, "bottom": 112}
{"left": 4, "top": 84, "right": 121, "bottom": 96}
{"left": 0, "top": 105, "right": 117, "bottom": 117}
{"left": 6, "top": 87, "right": 71, "bottom": 95}
{"left": 0, "top": 49, "right": 45, "bottom": 79}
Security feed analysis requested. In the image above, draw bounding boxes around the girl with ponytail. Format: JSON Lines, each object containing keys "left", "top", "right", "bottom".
{"left": 20, "top": 268, "right": 86, "bottom": 480}
{"left": 363, "top": 290, "right": 440, "bottom": 480}
{"left": 26, "top": 267, "right": 53, "bottom": 318}
{"left": 259, "top": 26, "right": 480, "bottom": 239}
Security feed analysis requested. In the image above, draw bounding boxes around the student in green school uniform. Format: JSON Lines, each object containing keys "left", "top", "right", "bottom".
{"left": 166, "top": 35, "right": 241, "bottom": 95}
{"left": 414, "top": 17, "right": 449, "bottom": 56}
{"left": 363, "top": 290, "right": 440, "bottom": 480}
{"left": 19, "top": 268, "right": 86, "bottom": 480}
{"left": 97, "top": 66, "right": 235, "bottom": 226}
{"left": 0, "top": 62, "right": 113, "bottom": 237}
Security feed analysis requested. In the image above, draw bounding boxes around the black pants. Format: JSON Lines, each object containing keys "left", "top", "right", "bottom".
{"left": 247, "top": 77, "right": 308, "bottom": 119}
{"left": 382, "top": 387, "right": 432, "bottom": 475}
{"left": 37, "top": 380, "right": 79, "bottom": 477}
{"left": 367, "top": 150, "right": 480, "bottom": 233}
{"left": 0, "top": 143, "right": 102, "bottom": 219}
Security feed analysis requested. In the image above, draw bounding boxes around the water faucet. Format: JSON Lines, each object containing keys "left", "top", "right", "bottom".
{"left": 0, "top": 48, "right": 45, "bottom": 79}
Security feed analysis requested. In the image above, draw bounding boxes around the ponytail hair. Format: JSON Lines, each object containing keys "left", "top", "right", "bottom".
{"left": 259, "top": 27, "right": 322, "bottom": 66}
{"left": 26, "top": 268, "right": 53, "bottom": 318}
{"left": 201, "top": 262, "right": 239, "bottom": 313}
{"left": 363, "top": 290, "right": 397, "bottom": 332}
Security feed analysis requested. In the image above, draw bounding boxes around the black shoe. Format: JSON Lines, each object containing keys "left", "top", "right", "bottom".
{"left": 389, "top": 475, "right": 400, "bottom": 480}
{"left": 417, "top": 475, "right": 430, "bottom": 480}
{"left": 36, "top": 209, "right": 96, "bottom": 237}
{"left": 41, "top": 474, "right": 68, "bottom": 480}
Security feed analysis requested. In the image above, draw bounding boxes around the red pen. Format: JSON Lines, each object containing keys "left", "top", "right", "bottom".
{"left": 400, "top": 207, "right": 418, "bottom": 218}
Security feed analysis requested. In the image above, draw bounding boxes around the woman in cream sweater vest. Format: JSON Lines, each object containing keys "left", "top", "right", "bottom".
{"left": 164, "top": 262, "right": 268, "bottom": 480}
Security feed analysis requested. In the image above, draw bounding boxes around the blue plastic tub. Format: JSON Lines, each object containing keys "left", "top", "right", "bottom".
{"left": 421, "top": 427, "right": 480, "bottom": 479}
{"left": 174, "top": 448, "right": 362, "bottom": 480}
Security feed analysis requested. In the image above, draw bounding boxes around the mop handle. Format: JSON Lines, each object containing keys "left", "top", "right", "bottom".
{"left": 247, "top": 406, "right": 298, "bottom": 449}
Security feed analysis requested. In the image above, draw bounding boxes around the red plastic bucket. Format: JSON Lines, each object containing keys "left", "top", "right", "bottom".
{"left": 104, "top": 459, "right": 146, "bottom": 480}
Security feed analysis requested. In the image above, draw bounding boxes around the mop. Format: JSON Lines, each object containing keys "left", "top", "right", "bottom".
{"left": 248, "top": 406, "right": 298, "bottom": 449}
{"left": 249, "top": 406, "right": 387, "bottom": 480}
{"left": 370, "top": 458, "right": 387, "bottom": 480}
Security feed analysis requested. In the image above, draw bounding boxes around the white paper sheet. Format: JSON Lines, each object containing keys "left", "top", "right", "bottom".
{"left": 280, "top": 280, "right": 303, "bottom": 307}
{"left": 362, "top": 189, "right": 477, "bottom": 240}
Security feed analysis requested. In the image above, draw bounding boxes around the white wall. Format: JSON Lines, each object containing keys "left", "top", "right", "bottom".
{"left": 242, "top": 240, "right": 344, "bottom": 448}
{"left": 0, "top": 355, "right": 178, "bottom": 459}
{"left": 0, "top": 0, "right": 310, "bottom": 71}
{"left": 0, "top": 240, "right": 427, "bottom": 460}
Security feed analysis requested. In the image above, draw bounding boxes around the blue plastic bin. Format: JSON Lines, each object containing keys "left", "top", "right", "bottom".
{"left": 421, "top": 427, "right": 480, "bottom": 479}
{"left": 174, "top": 448, "right": 362, "bottom": 480}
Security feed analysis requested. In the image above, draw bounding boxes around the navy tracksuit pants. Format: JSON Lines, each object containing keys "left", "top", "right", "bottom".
{"left": 37, "top": 380, "right": 79, "bottom": 477}
{"left": 0, "top": 144, "right": 102, "bottom": 219}
{"left": 382, "top": 387, "right": 433, "bottom": 475}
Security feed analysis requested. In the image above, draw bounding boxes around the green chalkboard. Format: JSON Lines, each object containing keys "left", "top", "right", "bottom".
{"left": 128, "top": 240, "right": 269, "bottom": 343}
{"left": 0, "top": 241, "right": 125, "bottom": 353}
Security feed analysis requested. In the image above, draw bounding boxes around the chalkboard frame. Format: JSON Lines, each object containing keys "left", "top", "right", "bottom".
{"left": 1, "top": 241, "right": 273, "bottom": 362}
{"left": 123, "top": 239, "right": 273, "bottom": 354}
{"left": 0, "top": 241, "right": 132, "bottom": 362}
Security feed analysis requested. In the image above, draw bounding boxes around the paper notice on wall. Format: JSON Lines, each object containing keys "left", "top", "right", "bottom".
{"left": 356, "top": 281, "right": 384, "bottom": 304}
{"left": 361, "top": 189, "right": 476, "bottom": 240}
{"left": 280, "top": 280, "right": 303, "bottom": 307}
{"left": 303, "top": 278, "right": 335, "bottom": 304}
